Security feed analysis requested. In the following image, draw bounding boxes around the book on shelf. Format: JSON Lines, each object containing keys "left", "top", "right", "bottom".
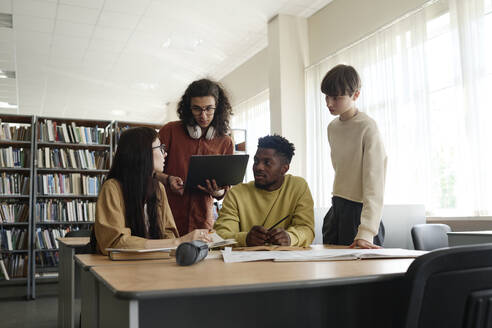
{"left": 37, "top": 119, "right": 110, "bottom": 145}
{"left": 0, "top": 258, "right": 9, "bottom": 280}
{"left": 0, "top": 147, "right": 30, "bottom": 168}
{"left": 37, "top": 147, "right": 108, "bottom": 170}
{"left": 0, "top": 173, "right": 30, "bottom": 195}
{"left": 2, "top": 253, "right": 28, "bottom": 278}
{"left": 37, "top": 173, "right": 101, "bottom": 196}
{"left": 0, "top": 228, "right": 28, "bottom": 251}
{"left": 0, "top": 203, "right": 29, "bottom": 223}
{"left": 0, "top": 120, "right": 31, "bottom": 141}
{"left": 35, "top": 199, "right": 95, "bottom": 222}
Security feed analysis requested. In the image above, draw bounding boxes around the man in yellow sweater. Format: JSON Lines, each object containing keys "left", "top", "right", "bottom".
{"left": 214, "top": 135, "right": 314, "bottom": 247}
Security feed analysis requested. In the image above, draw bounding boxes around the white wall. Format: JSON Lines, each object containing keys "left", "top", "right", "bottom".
{"left": 308, "top": 0, "right": 428, "bottom": 65}
{"left": 220, "top": 0, "right": 431, "bottom": 177}
{"left": 220, "top": 48, "right": 269, "bottom": 106}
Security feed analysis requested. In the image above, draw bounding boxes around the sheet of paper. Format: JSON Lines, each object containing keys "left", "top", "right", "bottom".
{"left": 207, "top": 232, "right": 237, "bottom": 248}
{"left": 221, "top": 248, "right": 427, "bottom": 263}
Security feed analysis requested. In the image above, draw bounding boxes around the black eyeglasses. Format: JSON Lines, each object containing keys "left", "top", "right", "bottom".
{"left": 152, "top": 144, "right": 166, "bottom": 154}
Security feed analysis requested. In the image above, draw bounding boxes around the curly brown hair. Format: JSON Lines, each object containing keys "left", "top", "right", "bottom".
{"left": 176, "top": 78, "right": 232, "bottom": 137}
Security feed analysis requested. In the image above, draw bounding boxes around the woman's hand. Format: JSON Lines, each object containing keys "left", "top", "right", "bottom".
{"left": 180, "top": 229, "right": 213, "bottom": 243}
{"left": 197, "top": 179, "right": 227, "bottom": 198}
{"left": 168, "top": 175, "right": 185, "bottom": 196}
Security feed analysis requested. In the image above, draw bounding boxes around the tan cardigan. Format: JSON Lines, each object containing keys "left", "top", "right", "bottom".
{"left": 95, "top": 178, "right": 179, "bottom": 255}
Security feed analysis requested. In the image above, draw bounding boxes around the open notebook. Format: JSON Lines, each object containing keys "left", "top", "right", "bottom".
{"left": 221, "top": 248, "right": 427, "bottom": 263}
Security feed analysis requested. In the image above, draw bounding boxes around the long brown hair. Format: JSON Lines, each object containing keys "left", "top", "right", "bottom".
{"left": 107, "top": 127, "right": 163, "bottom": 239}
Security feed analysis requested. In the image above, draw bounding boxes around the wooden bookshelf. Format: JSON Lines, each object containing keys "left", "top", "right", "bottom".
{"left": 0, "top": 114, "right": 34, "bottom": 296}
{"left": 0, "top": 117, "right": 168, "bottom": 298}
{"left": 29, "top": 116, "right": 112, "bottom": 298}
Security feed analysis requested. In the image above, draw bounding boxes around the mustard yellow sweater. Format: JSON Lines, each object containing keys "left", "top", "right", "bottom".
{"left": 328, "top": 111, "right": 387, "bottom": 243}
{"left": 95, "top": 179, "right": 179, "bottom": 255}
{"left": 214, "top": 175, "right": 314, "bottom": 246}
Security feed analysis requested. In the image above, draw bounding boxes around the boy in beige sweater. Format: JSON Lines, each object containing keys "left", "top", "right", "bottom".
{"left": 321, "top": 64, "right": 386, "bottom": 249}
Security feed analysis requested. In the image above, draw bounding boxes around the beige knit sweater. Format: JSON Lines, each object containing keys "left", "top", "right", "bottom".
{"left": 328, "top": 111, "right": 387, "bottom": 243}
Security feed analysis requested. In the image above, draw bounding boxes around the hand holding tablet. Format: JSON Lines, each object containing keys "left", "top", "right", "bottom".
{"left": 184, "top": 154, "right": 249, "bottom": 190}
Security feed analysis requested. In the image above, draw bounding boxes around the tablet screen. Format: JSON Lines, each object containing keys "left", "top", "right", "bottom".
{"left": 184, "top": 154, "right": 249, "bottom": 189}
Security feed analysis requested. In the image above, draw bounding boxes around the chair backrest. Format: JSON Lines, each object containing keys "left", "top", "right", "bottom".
{"left": 404, "top": 244, "right": 492, "bottom": 328}
{"left": 411, "top": 223, "right": 451, "bottom": 250}
{"left": 381, "top": 204, "right": 426, "bottom": 249}
{"left": 65, "top": 229, "right": 91, "bottom": 238}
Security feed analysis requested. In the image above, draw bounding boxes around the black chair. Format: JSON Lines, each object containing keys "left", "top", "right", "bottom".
{"left": 411, "top": 223, "right": 451, "bottom": 250}
{"left": 65, "top": 229, "right": 91, "bottom": 238}
{"left": 65, "top": 229, "right": 95, "bottom": 254}
{"left": 404, "top": 244, "right": 492, "bottom": 328}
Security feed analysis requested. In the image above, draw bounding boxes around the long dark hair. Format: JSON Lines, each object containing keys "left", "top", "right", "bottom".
{"left": 107, "top": 127, "right": 163, "bottom": 239}
{"left": 177, "top": 78, "right": 232, "bottom": 136}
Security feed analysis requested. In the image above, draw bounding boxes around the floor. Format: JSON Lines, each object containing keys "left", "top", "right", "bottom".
{"left": 0, "top": 283, "right": 77, "bottom": 328}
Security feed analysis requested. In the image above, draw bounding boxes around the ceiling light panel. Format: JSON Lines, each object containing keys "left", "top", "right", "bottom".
{"left": 13, "top": 0, "right": 57, "bottom": 19}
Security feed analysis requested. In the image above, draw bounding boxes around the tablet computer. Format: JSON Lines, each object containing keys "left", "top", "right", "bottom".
{"left": 184, "top": 154, "right": 249, "bottom": 189}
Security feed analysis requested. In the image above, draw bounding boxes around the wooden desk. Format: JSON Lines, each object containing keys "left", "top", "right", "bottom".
{"left": 447, "top": 230, "right": 492, "bottom": 246}
{"left": 75, "top": 254, "right": 174, "bottom": 328}
{"left": 89, "top": 256, "right": 414, "bottom": 328}
{"left": 58, "top": 237, "right": 90, "bottom": 328}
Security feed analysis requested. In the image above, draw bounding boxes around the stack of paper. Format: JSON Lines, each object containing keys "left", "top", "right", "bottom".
{"left": 221, "top": 248, "right": 427, "bottom": 263}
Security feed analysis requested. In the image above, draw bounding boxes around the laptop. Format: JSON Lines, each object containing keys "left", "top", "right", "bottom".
{"left": 184, "top": 154, "right": 249, "bottom": 189}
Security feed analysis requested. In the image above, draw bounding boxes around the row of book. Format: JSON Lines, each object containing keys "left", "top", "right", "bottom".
{"left": 37, "top": 120, "right": 110, "bottom": 145}
{"left": 0, "top": 121, "right": 31, "bottom": 141}
{"left": 0, "top": 203, "right": 29, "bottom": 223}
{"left": 0, "top": 173, "right": 30, "bottom": 195}
{"left": 0, "top": 254, "right": 27, "bottom": 278}
{"left": 35, "top": 200, "right": 96, "bottom": 222}
{"left": 37, "top": 173, "right": 102, "bottom": 196}
{"left": 35, "top": 227, "right": 66, "bottom": 250}
{"left": 35, "top": 251, "right": 59, "bottom": 269}
{"left": 0, "top": 147, "right": 30, "bottom": 168}
{"left": 1, "top": 228, "right": 28, "bottom": 251}
{"left": 37, "top": 147, "right": 108, "bottom": 170}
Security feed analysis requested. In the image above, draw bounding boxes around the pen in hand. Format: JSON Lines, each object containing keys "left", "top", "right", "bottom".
{"left": 268, "top": 215, "right": 290, "bottom": 231}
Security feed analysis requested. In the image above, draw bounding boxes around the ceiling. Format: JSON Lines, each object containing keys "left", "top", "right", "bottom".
{"left": 0, "top": 0, "right": 331, "bottom": 123}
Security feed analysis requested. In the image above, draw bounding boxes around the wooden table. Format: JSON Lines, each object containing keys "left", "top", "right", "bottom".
{"left": 57, "top": 237, "right": 90, "bottom": 328}
{"left": 88, "top": 254, "right": 415, "bottom": 328}
{"left": 447, "top": 230, "right": 492, "bottom": 246}
{"left": 75, "top": 254, "right": 174, "bottom": 328}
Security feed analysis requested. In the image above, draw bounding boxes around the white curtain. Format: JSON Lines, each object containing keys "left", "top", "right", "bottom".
{"left": 231, "top": 90, "right": 270, "bottom": 182}
{"left": 306, "top": 0, "right": 492, "bottom": 216}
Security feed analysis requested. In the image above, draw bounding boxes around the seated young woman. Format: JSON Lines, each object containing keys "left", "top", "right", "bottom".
{"left": 95, "top": 127, "right": 212, "bottom": 255}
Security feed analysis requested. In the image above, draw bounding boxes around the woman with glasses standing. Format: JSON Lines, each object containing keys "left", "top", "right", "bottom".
{"left": 94, "top": 127, "right": 212, "bottom": 255}
{"left": 157, "top": 79, "right": 234, "bottom": 236}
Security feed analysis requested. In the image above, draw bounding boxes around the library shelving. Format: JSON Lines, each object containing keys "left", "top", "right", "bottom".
{"left": 112, "top": 120, "right": 162, "bottom": 154}
{"left": 0, "top": 114, "right": 35, "bottom": 296}
{"left": 30, "top": 116, "right": 112, "bottom": 298}
{"left": 0, "top": 116, "right": 166, "bottom": 298}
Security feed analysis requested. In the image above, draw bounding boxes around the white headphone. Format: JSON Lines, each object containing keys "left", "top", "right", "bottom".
{"left": 187, "top": 125, "right": 215, "bottom": 140}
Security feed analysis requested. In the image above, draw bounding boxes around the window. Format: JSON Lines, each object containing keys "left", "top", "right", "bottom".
{"left": 306, "top": 0, "right": 492, "bottom": 216}
{"left": 231, "top": 90, "right": 270, "bottom": 181}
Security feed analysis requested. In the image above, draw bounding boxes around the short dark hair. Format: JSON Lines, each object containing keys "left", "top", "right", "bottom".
{"left": 176, "top": 78, "right": 232, "bottom": 136}
{"left": 257, "top": 134, "right": 295, "bottom": 164}
{"left": 320, "top": 64, "right": 361, "bottom": 97}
